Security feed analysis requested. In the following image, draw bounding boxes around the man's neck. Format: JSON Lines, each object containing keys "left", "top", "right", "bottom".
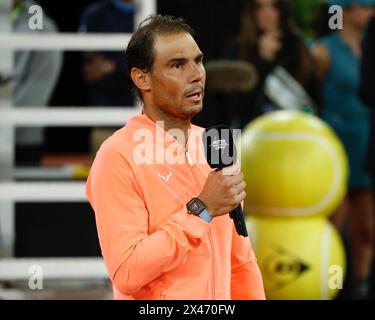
{"left": 143, "top": 106, "right": 191, "bottom": 145}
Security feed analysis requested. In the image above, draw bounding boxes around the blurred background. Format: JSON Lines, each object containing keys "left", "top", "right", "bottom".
{"left": 0, "top": 0, "right": 374, "bottom": 300}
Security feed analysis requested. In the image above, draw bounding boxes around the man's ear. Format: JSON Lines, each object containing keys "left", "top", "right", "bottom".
{"left": 131, "top": 67, "right": 151, "bottom": 93}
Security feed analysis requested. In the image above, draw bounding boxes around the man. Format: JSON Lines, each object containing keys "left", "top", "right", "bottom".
{"left": 86, "top": 15, "right": 265, "bottom": 300}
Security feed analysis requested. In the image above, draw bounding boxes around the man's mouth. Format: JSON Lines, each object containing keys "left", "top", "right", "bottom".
{"left": 185, "top": 89, "right": 203, "bottom": 102}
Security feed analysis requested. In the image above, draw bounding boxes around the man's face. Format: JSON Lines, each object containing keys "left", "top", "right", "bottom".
{"left": 147, "top": 32, "right": 206, "bottom": 120}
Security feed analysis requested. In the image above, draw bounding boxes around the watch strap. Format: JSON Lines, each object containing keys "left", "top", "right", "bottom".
{"left": 198, "top": 209, "right": 213, "bottom": 223}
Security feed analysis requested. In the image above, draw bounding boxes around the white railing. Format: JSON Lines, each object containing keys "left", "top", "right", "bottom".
{"left": 0, "top": 33, "right": 132, "bottom": 50}
{"left": 0, "top": 258, "right": 108, "bottom": 280}
{"left": 0, "top": 107, "right": 140, "bottom": 126}
{"left": 0, "top": 182, "right": 87, "bottom": 202}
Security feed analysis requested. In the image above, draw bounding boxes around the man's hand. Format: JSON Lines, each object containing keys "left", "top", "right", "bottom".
{"left": 198, "top": 164, "right": 246, "bottom": 218}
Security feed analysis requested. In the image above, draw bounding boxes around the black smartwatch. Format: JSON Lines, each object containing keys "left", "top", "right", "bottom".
{"left": 186, "top": 198, "right": 212, "bottom": 222}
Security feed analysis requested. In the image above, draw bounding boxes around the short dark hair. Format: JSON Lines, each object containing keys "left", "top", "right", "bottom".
{"left": 125, "top": 15, "right": 195, "bottom": 102}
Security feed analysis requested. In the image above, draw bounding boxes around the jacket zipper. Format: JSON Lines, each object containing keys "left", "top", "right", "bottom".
{"left": 185, "top": 147, "right": 216, "bottom": 300}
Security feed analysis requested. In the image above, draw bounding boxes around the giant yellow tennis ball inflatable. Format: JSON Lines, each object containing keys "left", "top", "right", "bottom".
{"left": 240, "top": 110, "right": 348, "bottom": 218}
{"left": 247, "top": 216, "right": 346, "bottom": 300}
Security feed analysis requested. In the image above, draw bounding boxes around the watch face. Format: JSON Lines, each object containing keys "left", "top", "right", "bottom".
{"left": 190, "top": 201, "right": 201, "bottom": 212}
{"left": 187, "top": 198, "right": 205, "bottom": 215}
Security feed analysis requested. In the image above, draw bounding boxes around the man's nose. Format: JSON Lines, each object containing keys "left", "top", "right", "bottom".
{"left": 188, "top": 63, "right": 205, "bottom": 83}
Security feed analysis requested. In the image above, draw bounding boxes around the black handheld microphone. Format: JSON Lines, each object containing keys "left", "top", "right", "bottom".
{"left": 202, "top": 125, "right": 248, "bottom": 237}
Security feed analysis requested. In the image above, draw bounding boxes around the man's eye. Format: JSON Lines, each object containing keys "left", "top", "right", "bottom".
{"left": 172, "top": 62, "right": 183, "bottom": 69}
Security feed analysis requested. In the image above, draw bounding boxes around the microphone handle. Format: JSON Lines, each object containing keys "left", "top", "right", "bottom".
{"left": 229, "top": 204, "right": 248, "bottom": 237}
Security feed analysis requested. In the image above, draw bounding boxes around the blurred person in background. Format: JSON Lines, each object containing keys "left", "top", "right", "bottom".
{"left": 360, "top": 15, "right": 375, "bottom": 298}
{"left": 79, "top": 0, "right": 134, "bottom": 107}
{"left": 312, "top": 0, "right": 375, "bottom": 299}
{"left": 360, "top": 17, "right": 375, "bottom": 188}
{"left": 224, "top": 0, "right": 317, "bottom": 128}
{"left": 12, "top": 0, "right": 62, "bottom": 164}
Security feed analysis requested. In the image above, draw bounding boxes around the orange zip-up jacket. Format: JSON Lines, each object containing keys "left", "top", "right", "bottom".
{"left": 86, "top": 114, "right": 265, "bottom": 300}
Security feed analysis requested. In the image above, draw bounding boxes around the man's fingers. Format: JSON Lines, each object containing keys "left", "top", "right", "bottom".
{"left": 229, "top": 172, "right": 244, "bottom": 186}
{"left": 234, "top": 191, "right": 247, "bottom": 204}
{"left": 230, "top": 180, "right": 246, "bottom": 196}
{"left": 222, "top": 163, "right": 240, "bottom": 176}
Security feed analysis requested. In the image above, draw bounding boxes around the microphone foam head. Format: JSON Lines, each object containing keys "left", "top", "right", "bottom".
{"left": 203, "top": 125, "right": 237, "bottom": 169}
